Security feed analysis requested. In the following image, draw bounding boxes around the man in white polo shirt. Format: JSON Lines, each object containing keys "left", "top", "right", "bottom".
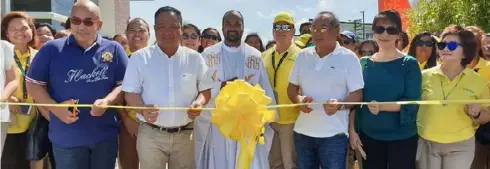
{"left": 0, "top": 40, "right": 18, "bottom": 157}
{"left": 287, "top": 11, "right": 364, "bottom": 169}
{"left": 122, "top": 6, "right": 212, "bottom": 169}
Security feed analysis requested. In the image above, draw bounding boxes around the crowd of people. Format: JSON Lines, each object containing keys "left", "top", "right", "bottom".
{"left": 1, "top": 0, "right": 490, "bottom": 169}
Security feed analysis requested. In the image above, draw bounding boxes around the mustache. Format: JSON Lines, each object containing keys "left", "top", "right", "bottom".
{"left": 227, "top": 30, "right": 239, "bottom": 35}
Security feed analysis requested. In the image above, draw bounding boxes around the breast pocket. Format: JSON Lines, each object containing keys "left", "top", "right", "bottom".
{"left": 181, "top": 73, "right": 197, "bottom": 96}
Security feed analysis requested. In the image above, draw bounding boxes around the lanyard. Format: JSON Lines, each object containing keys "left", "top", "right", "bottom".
{"left": 440, "top": 74, "right": 464, "bottom": 105}
{"left": 13, "top": 51, "right": 30, "bottom": 100}
{"left": 271, "top": 51, "right": 289, "bottom": 87}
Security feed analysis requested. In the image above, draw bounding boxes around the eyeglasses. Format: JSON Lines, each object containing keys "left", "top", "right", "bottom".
{"left": 201, "top": 34, "right": 219, "bottom": 41}
{"left": 437, "top": 41, "right": 463, "bottom": 51}
{"left": 416, "top": 40, "right": 434, "bottom": 47}
{"left": 183, "top": 33, "right": 198, "bottom": 40}
{"left": 273, "top": 24, "right": 292, "bottom": 31}
{"left": 310, "top": 26, "right": 329, "bottom": 33}
{"left": 361, "top": 50, "right": 375, "bottom": 56}
{"left": 70, "top": 16, "right": 97, "bottom": 27}
{"left": 373, "top": 26, "right": 399, "bottom": 35}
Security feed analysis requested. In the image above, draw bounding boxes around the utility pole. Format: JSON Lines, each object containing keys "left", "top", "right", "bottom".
{"left": 361, "top": 11, "right": 365, "bottom": 40}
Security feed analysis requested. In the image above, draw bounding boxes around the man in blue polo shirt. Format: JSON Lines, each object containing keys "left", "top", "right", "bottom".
{"left": 26, "top": 1, "right": 127, "bottom": 169}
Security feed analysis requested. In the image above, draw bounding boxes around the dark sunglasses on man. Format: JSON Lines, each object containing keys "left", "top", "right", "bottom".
{"left": 201, "top": 34, "right": 219, "bottom": 41}
{"left": 70, "top": 16, "right": 97, "bottom": 27}
{"left": 373, "top": 26, "right": 399, "bottom": 35}
{"left": 273, "top": 24, "right": 292, "bottom": 31}
{"left": 416, "top": 40, "right": 434, "bottom": 47}
{"left": 183, "top": 33, "right": 198, "bottom": 40}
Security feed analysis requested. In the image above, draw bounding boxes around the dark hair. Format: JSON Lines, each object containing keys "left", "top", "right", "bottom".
{"left": 265, "top": 40, "right": 276, "bottom": 49}
{"left": 64, "top": 18, "right": 71, "bottom": 29}
{"left": 408, "top": 32, "right": 438, "bottom": 69}
{"left": 398, "top": 30, "right": 409, "bottom": 49}
{"left": 317, "top": 11, "right": 340, "bottom": 27}
{"left": 222, "top": 10, "right": 244, "bottom": 26}
{"left": 202, "top": 27, "right": 222, "bottom": 41}
{"left": 441, "top": 25, "right": 477, "bottom": 66}
{"left": 35, "top": 22, "right": 57, "bottom": 36}
{"left": 357, "top": 40, "right": 379, "bottom": 55}
{"left": 126, "top": 17, "right": 150, "bottom": 33}
{"left": 154, "top": 6, "right": 182, "bottom": 25}
{"left": 112, "top": 34, "right": 125, "bottom": 40}
{"left": 372, "top": 9, "right": 402, "bottom": 33}
{"left": 465, "top": 26, "right": 485, "bottom": 58}
{"left": 183, "top": 23, "right": 201, "bottom": 36}
{"left": 1, "top": 11, "right": 38, "bottom": 48}
{"left": 300, "top": 22, "right": 312, "bottom": 33}
{"left": 244, "top": 33, "right": 265, "bottom": 52}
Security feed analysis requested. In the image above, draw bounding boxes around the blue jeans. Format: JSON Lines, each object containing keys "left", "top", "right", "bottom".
{"left": 52, "top": 138, "right": 118, "bottom": 169}
{"left": 294, "top": 132, "right": 348, "bottom": 169}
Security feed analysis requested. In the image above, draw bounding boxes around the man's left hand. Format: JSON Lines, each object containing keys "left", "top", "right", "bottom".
{"left": 323, "top": 99, "right": 340, "bottom": 116}
{"left": 91, "top": 99, "right": 110, "bottom": 116}
{"left": 187, "top": 101, "right": 203, "bottom": 120}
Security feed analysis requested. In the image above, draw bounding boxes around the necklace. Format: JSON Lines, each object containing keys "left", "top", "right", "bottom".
{"left": 440, "top": 75, "right": 464, "bottom": 106}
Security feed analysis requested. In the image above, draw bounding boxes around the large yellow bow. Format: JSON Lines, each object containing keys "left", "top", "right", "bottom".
{"left": 211, "top": 80, "right": 276, "bottom": 169}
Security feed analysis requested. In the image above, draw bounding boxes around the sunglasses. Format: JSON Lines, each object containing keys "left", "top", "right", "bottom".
{"left": 201, "top": 34, "right": 219, "bottom": 40}
{"left": 361, "top": 50, "right": 375, "bottom": 56}
{"left": 416, "top": 40, "right": 434, "bottom": 47}
{"left": 437, "top": 41, "right": 463, "bottom": 51}
{"left": 373, "top": 26, "right": 399, "bottom": 35}
{"left": 310, "top": 26, "right": 329, "bottom": 33}
{"left": 273, "top": 24, "right": 292, "bottom": 31}
{"left": 183, "top": 33, "right": 198, "bottom": 40}
{"left": 70, "top": 17, "right": 97, "bottom": 27}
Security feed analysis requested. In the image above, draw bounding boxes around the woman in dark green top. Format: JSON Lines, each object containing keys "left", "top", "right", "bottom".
{"left": 348, "top": 10, "right": 422, "bottom": 169}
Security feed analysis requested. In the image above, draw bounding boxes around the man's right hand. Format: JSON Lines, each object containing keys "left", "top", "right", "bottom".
{"left": 141, "top": 104, "right": 159, "bottom": 123}
{"left": 51, "top": 99, "right": 79, "bottom": 124}
{"left": 220, "top": 77, "right": 238, "bottom": 89}
{"left": 298, "top": 95, "right": 313, "bottom": 113}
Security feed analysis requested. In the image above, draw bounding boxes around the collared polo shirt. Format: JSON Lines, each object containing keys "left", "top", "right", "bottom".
{"left": 122, "top": 45, "right": 213, "bottom": 127}
{"left": 473, "top": 58, "right": 490, "bottom": 85}
{"left": 289, "top": 43, "right": 364, "bottom": 138}
{"left": 8, "top": 47, "right": 37, "bottom": 134}
{"left": 26, "top": 35, "right": 128, "bottom": 148}
{"left": 262, "top": 43, "right": 301, "bottom": 124}
{"left": 0, "top": 40, "right": 14, "bottom": 122}
{"left": 418, "top": 66, "right": 490, "bottom": 143}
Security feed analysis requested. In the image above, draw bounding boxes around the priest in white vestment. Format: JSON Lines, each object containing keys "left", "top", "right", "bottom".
{"left": 195, "top": 10, "right": 277, "bottom": 169}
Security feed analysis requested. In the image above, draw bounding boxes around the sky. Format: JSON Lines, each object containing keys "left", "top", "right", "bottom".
{"left": 129, "top": 0, "right": 379, "bottom": 43}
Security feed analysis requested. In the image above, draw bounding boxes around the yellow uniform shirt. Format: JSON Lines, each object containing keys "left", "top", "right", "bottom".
{"left": 418, "top": 61, "right": 427, "bottom": 70}
{"left": 417, "top": 66, "right": 490, "bottom": 143}
{"left": 124, "top": 49, "right": 138, "bottom": 121}
{"left": 8, "top": 48, "right": 37, "bottom": 134}
{"left": 262, "top": 43, "right": 300, "bottom": 124}
{"left": 473, "top": 58, "right": 490, "bottom": 85}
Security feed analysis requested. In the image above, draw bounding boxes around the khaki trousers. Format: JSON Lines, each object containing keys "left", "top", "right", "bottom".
{"left": 118, "top": 121, "right": 140, "bottom": 169}
{"left": 137, "top": 123, "right": 194, "bottom": 169}
{"left": 471, "top": 141, "right": 490, "bottom": 169}
{"left": 269, "top": 123, "right": 297, "bottom": 169}
{"left": 417, "top": 137, "right": 475, "bottom": 169}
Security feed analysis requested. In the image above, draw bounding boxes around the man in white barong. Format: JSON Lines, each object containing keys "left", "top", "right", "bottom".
{"left": 195, "top": 10, "right": 277, "bottom": 169}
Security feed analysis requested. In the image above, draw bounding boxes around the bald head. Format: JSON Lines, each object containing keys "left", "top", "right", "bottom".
{"left": 222, "top": 10, "right": 244, "bottom": 26}
{"left": 72, "top": 0, "right": 101, "bottom": 19}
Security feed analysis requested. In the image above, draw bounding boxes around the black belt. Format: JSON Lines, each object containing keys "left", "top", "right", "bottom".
{"left": 145, "top": 123, "right": 192, "bottom": 133}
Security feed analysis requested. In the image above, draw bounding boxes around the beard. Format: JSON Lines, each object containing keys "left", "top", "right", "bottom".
{"left": 225, "top": 30, "right": 242, "bottom": 42}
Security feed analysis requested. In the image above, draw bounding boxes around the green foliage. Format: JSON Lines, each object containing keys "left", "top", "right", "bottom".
{"left": 407, "top": 0, "right": 489, "bottom": 36}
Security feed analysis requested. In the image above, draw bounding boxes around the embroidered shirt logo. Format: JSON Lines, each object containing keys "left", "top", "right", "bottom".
{"left": 65, "top": 66, "right": 109, "bottom": 83}
{"left": 463, "top": 88, "right": 475, "bottom": 94}
{"left": 102, "top": 52, "right": 113, "bottom": 62}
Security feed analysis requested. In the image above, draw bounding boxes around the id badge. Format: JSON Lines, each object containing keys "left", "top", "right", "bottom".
{"left": 19, "top": 105, "right": 32, "bottom": 115}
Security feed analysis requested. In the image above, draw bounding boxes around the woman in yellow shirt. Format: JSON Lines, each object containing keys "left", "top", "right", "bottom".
{"left": 417, "top": 25, "right": 490, "bottom": 169}
{"left": 0, "top": 11, "right": 39, "bottom": 169}
{"left": 408, "top": 32, "right": 438, "bottom": 70}
{"left": 118, "top": 17, "right": 150, "bottom": 169}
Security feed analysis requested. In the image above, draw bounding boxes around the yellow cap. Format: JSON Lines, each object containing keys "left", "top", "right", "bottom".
{"left": 295, "top": 34, "right": 312, "bottom": 47}
{"left": 274, "top": 12, "right": 295, "bottom": 25}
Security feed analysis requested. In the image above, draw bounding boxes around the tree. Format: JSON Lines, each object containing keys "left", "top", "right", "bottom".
{"left": 407, "top": 0, "right": 490, "bottom": 36}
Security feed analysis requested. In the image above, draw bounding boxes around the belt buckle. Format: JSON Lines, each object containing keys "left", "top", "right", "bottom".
{"left": 164, "top": 127, "right": 181, "bottom": 133}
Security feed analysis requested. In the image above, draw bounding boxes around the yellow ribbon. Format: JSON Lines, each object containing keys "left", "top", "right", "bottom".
{"left": 211, "top": 80, "right": 275, "bottom": 169}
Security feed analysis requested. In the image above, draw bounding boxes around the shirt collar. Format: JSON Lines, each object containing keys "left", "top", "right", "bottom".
{"left": 14, "top": 47, "right": 34, "bottom": 59}
{"left": 474, "top": 58, "right": 488, "bottom": 69}
{"left": 222, "top": 41, "right": 244, "bottom": 53}
{"left": 314, "top": 42, "right": 342, "bottom": 57}
{"left": 155, "top": 44, "right": 181, "bottom": 58}
{"left": 433, "top": 64, "right": 473, "bottom": 76}
{"left": 66, "top": 34, "right": 103, "bottom": 47}
{"left": 274, "top": 42, "right": 295, "bottom": 56}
